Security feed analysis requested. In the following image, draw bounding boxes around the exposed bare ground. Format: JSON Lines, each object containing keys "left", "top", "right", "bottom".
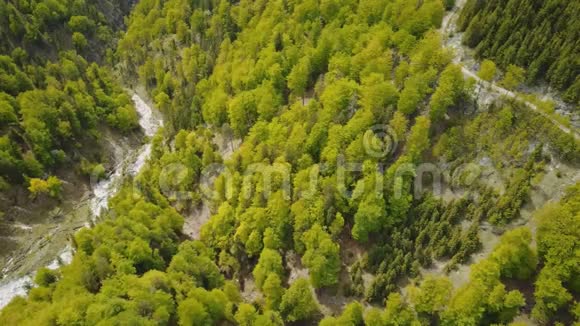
{"left": 422, "top": 151, "right": 579, "bottom": 286}
{"left": 213, "top": 132, "right": 241, "bottom": 161}
{"left": 285, "top": 251, "right": 340, "bottom": 316}
{"left": 0, "top": 92, "right": 159, "bottom": 308}
{"left": 418, "top": 3, "right": 580, "bottom": 304}
{"left": 182, "top": 203, "right": 210, "bottom": 240}
{"left": 181, "top": 132, "right": 240, "bottom": 239}
{"left": 240, "top": 275, "right": 262, "bottom": 304}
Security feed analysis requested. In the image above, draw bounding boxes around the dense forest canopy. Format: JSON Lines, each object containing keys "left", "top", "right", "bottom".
{"left": 0, "top": 0, "right": 138, "bottom": 196}
{"left": 458, "top": 0, "right": 580, "bottom": 104}
{"left": 0, "top": 0, "right": 579, "bottom": 325}
{"left": 0, "top": 0, "right": 135, "bottom": 61}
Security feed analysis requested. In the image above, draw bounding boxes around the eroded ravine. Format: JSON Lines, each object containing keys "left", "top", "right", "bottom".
{"left": 0, "top": 92, "right": 163, "bottom": 308}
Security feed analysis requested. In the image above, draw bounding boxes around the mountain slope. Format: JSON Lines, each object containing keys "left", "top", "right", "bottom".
{"left": 0, "top": 0, "right": 578, "bottom": 325}
{"left": 0, "top": 0, "right": 139, "bottom": 198}
{"left": 458, "top": 0, "right": 580, "bottom": 104}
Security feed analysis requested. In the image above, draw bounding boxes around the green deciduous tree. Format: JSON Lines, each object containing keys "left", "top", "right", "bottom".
{"left": 500, "top": 65, "right": 525, "bottom": 90}
{"left": 253, "top": 248, "right": 284, "bottom": 290}
{"left": 287, "top": 56, "right": 312, "bottom": 101}
{"left": 279, "top": 278, "right": 319, "bottom": 322}
{"left": 489, "top": 227, "right": 537, "bottom": 280}
{"left": 301, "top": 224, "right": 341, "bottom": 288}
{"left": 389, "top": 111, "right": 409, "bottom": 141}
{"left": 320, "top": 302, "right": 363, "bottom": 326}
{"left": 235, "top": 303, "right": 257, "bottom": 326}
{"left": 429, "top": 64, "right": 465, "bottom": 121}
{"left": 178, "top": 297, "right": 210, "bottom": 325}
{"left": 28, "top": 176, "right": 62, "bottom": 199}
{"left": 406, "top": 116, "right": 431, "bottom": 162}
{"left": 478, "top": 59, "right": 497, "bottom": 82}
{"left": 352, "top": 193, "right": 387, "bottom": 243}
{"left": 228, "top": 91, "right": 257, "bottom": 138}
{"left": 262, "top": 273, "right": 284, "bottom": 310}
{"left": 383, "top": 293, "right": 420, "bottom": 325}
{"left": 72, "top": 32, "right": 88, "bottom": 50}
{"left": 531, "top": 186, "right": 579, "bottom": 323}
{"left": 409, "top": 276, "right": 452, "bottom": 315}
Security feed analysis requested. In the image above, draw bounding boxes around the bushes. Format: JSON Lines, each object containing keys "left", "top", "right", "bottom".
{"left": 477, "top": 59, "right": 497, "bottom": 82}
{"left": 279, "top": 279, "right": 319, "bottom": 322}
{"left": 429, "top": 64, "right": 466, "bottom": 120}
{"left": 28, "top": 176, "right": 62, "bottom": 199}
{"left": 106, "top": 104, "right": 139, "bottom": 132}
{"left": 80, "top": 159, "right": 106, "bottom": 180}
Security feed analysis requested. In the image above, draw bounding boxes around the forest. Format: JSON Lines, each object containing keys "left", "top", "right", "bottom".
{"left": 458, "top": 0, "right": 580, "bottom": 104}
{"left": 0, "top": 0, "right": 579, "bottom": 325}
{"left": 0, "top": 0, "right": 139, "bottom": 199}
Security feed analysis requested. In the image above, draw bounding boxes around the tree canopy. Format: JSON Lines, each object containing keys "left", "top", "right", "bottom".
{"left": 1, "top": 0, "right": 578, "bottom": 325}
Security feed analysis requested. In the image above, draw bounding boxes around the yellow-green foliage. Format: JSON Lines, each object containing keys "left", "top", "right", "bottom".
{"left": 2, "top": 1, "right": 577, "bottom": 325}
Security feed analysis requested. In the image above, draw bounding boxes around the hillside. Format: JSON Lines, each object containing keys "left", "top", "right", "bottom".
{"left": 0, "top": 0, "right": 140, "bottom": 202}
{"left": 0, "top": 0, "right": 135, "bottom": 61}
{"left": 457, "top": 0, "right": 580, "bottom": 104}
{"left": 0, "top": 0, "right": 579, "bottom": 325}
{"left": 0, "top": 0, "right": 142, "bottom": 287}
